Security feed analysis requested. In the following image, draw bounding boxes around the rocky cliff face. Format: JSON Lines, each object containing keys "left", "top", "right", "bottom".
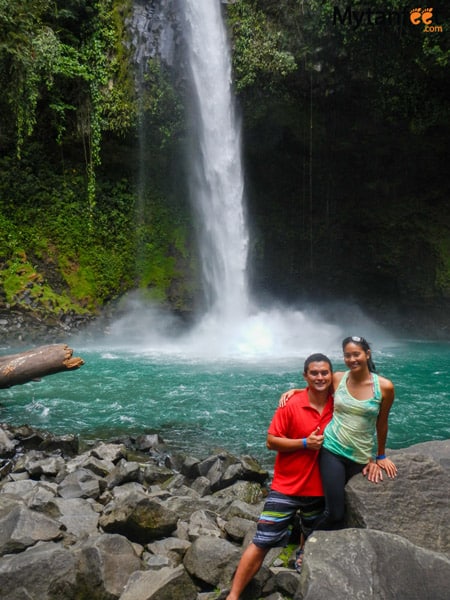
{"left": 0, "top": 425, "right": 449, "bottom": 599}
{"left": 127, "top": 0, "right": 180, "bottom": 73}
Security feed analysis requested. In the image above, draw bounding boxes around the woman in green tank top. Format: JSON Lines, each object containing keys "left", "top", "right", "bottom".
{"left": 314, "top": 336, "right": 398, "bottom": 528}
{"left": 280, "top": 336, "right": 397, "bottom": 531}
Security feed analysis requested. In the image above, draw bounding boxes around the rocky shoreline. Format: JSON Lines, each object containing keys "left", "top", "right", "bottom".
{"left": 0, "top": 424, "right": 449, "bottom": 599}
{"left": 2, "top": 300, "right": 450, "bottom": 350}
{"left": 0, "top": 308, "right": 96, "bottom": 348}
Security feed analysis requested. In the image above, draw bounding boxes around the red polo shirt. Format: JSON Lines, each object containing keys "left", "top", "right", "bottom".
{"left": 268, "top": 388, "right": 334, "bottom": 496}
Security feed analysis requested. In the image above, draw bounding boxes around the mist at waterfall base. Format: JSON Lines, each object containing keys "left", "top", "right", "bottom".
{"left": 2, "top": 302, "right": 450, "bottom": 468}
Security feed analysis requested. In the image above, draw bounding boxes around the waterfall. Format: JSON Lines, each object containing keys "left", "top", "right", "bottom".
{"left": 112, "top": 0, "right": 359, "bottom": 358}
{"left": 182, "top": 0, "right": 249, "bottom": 321}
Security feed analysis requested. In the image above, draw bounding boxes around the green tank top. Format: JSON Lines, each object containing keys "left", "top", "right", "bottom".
{"left": 323, "top": 371, "right": 382, "bottom": 464}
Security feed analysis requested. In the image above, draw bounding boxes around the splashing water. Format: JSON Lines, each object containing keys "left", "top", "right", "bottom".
{"left": 101, "top": 0, "right": 393, "bottom": 359}
{"left": 100, "top": 292, "right": 395, "bottom": 361}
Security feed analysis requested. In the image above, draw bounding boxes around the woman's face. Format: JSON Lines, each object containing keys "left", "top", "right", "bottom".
{"left": 343, "top": 342, "right": 370, "bottom": 371}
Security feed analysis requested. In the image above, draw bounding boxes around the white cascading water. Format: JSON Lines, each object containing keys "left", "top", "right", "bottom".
{"left": 106, "top": 0, "right": 387, "bottom": 358}
{"left": 182, "top": 0, "right": 248, "bottom": 321}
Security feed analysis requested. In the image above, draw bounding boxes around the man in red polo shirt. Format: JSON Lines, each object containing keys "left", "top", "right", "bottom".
{"left": 226, "top": 353, "right": 334, "bottom": 600}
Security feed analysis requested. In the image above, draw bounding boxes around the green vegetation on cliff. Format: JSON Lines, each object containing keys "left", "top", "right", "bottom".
{"left": 0, "top": 0, "right": 449, "bottom": 327}
{"left": 0, "top": 0, "right": 195, "bottom": 319}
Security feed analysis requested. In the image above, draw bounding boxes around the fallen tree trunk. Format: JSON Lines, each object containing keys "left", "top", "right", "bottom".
{"left": 0, "top": 344, "right": 84, "bottom": 389}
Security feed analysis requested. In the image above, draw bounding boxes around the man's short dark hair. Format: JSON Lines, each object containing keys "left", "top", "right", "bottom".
{"left": 303, "top": 353, "right": 333, "bottom": 374}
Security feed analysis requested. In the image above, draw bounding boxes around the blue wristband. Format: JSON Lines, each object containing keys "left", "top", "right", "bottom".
{"left": 376, "top": 454, "right": 386, "bottom": 460}
{"left": 303, "top": 438, "right": 307, "bottom": 449}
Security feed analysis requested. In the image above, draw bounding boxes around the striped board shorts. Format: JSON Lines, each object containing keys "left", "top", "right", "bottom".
{"left": 253, "top": 490, "right": 325, "bottom": 549}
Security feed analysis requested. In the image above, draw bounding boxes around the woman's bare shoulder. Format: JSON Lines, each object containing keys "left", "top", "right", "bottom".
{"left": 378, "top": 374, "right": 394, "bottom": 391}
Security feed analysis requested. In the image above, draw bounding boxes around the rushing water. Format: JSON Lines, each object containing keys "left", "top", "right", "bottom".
{"left": 2, "top": 338, "right": 449, "bottom": 469}
{"left": 182, "top": 0, "right": 248, "bottom": 319}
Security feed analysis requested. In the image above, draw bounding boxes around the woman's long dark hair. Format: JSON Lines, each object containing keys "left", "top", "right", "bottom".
{"left": 342, "top": 336, "right": 377, "bottom": 373}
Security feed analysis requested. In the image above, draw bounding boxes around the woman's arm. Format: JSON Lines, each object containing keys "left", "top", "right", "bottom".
{"left": 278, "top": 389, "right": 301, "bottom": 408}
{"left": 374, "top": 378, "right": 397, "bottom": 478}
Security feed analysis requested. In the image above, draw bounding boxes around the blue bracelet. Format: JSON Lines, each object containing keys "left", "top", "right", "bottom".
{"left": 376, "top": 454, "right": 386, "bottom": 460}
{"left": 303, "top": 438, "right": 307, "bottom": 449}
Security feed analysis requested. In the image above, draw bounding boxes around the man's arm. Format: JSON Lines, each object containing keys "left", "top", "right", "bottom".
{"left": 267, "top": 428, "right": 324, "bottom": 452}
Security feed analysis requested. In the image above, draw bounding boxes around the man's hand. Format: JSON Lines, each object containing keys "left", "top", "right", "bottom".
{"left": 305, "top": 426, "right": 324, "bottom": 450}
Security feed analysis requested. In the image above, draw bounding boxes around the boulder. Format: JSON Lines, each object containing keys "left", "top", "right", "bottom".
{"left": 195, "top": 450, "right": 268, "bottom": 492}
{"left": 0, "top": 478, "right": 57, "bottom": 504}
{"left": 142, "top": 462, "right": 175, "bottom": 486}
{"left": 147, "top": 536, "right": 191, "bottom": 567}
{"left": 225, "top": 498, "right": 262, "bottom": 521}
{"left": 184, "top": 508, "right": 223, "bottom": 541}
{"left": 5, "top": 425, "right": 48, "bottom": 451}
{"left": 145, "top": 553, "right": 171, "bottom": 569}
{"left": 135, "top": 433, "right": 165, "bottom": 452}
{"left": 4, "top": 424, "right": 78, "bottom": 456}
{"left": 346, "top": 444, "right": 450, "bottom": 555}
{"left": 0, "top": 458, "right": 13, "bottom": 479}
{"left": 15, "top": 480, "right": 58, "bottom": 510}
{"left": 105, "top": 458, "right": 142, "bottom": 488}
{"left": 396, "top": 438, "right": 450, "bottom": 466}
{"left": 296, "top": 528, "right": 450, "bottom": 600}
{"left": 0, "top": 502, "right": 63, "bottom": 555}
{"left": 66, "top": 451, "right": 116, "bottom": 477}
{"left": 15, "top": 449, "right": 66, "bottom": 477}
{"left": 164, "top": 490, "right": 230, "bottom": 521}
{"left": 271, "top": 568, "right": 301, "bottom": 598}
{"left": 119, "top": 565, "right": 197, "bottom": 600}
{"left": 180, "top": 454, "right": 201, "bottom": 478}
{"left": 190, "top": 475, "right": 212, "bottom": 496}
{"left": 224, "top": 515, "right": 256, "bottom": 543}
{"left": 0, "top": 424, "right": 448, "bottom": 600}
{"left": 47, "top": 497, "right": 100, "bottom": 536}
{"left": 107, "top": 480, "right": 149, "bottom": 502}
{"left": 90, "top": 441, "right": 127, "bottom": 463}
{"left": 214, "top": 479, "right": 266, "bottom": 505}
{"left": 99, "top": 494, "right": 179, "bottom": 544}
{"left": 57, "top": 467, "right": 103, "bottom": 499}
{"left": 183, "top": 535, "right": 241, "bottom": 587}
{"left": 74, "top": 532, "right": 143, "bottom": 597}
{"left": 238, "top": 561, "right": 274, "bottom": 600}
{"left": 233, "top": 454, "right": 269, "bottom": 484}
{"left": 0, "top": 541, "right": 77, "bottom": 600}
{"left": 0, "top": 426, "right": 15, "bottom": 456}
{"left": 39, "top": 432, "right": 79, "bottom": 456}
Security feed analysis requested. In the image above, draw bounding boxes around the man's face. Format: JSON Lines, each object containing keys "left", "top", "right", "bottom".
{"left": 304, "top": 361, "right": 332, "bottom": 393}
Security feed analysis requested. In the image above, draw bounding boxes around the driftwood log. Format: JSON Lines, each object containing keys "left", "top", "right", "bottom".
{"left": 0, "top": 344, "right": 84, "bottom": 389}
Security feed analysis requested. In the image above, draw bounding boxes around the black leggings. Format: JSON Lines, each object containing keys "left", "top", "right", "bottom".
{"left": 314, "top": 447, "right": 364, "bottom": 530}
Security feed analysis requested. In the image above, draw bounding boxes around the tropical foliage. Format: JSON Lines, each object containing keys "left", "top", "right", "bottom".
{"left": 0, "top": 0, "right": 449, "bottom": 324}
{"left": 0, "top": 0, "right": 193, "bottom": 317}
